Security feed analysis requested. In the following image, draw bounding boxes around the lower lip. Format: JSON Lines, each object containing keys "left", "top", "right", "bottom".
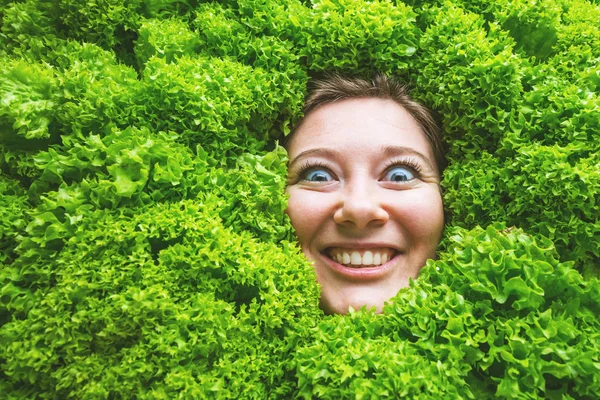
{"left": 320, "top": 252, "right": 400, "bottom": 281}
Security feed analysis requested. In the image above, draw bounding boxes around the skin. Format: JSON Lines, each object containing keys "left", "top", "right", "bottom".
{"left": 285, "top": 98, "right": 444, "bottom": 314}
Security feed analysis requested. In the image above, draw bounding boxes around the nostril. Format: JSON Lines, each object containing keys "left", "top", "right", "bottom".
{"left": 333, "top": 203, "right": 389, "bottom": 229}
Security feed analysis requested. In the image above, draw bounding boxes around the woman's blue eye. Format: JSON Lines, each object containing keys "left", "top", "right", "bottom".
{"left": 384, "top": 166, "right": 415, "bottom": 182}
{"left": 303, "top": 169, "right": 333, "bottom": 182}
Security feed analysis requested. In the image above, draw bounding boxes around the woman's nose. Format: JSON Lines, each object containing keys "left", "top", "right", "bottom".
{"left": 333, "top": 185, "right": 389, "bottom": 229}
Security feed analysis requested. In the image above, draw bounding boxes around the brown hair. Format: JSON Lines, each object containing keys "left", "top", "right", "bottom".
{"left": 285, "top": 73, "right": 446, "bottom": 173}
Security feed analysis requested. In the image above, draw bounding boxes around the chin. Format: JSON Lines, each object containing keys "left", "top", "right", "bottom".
{"left": 320, "top": 289, "right": 394, "bottom": 315}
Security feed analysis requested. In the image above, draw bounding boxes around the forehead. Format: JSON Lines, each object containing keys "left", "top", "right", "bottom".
{"left": 287, "top": 98, "right": 434, "bottom": 161}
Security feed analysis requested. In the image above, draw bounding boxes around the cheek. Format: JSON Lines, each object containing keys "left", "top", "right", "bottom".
{"left": 285, "top": 189, "right": 327, "bottom": 248}
{"left": 393, "top": 189, "right": 444, "bottom": 247}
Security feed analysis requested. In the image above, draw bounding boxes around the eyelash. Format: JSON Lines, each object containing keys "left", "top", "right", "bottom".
{"left": 383, "top": 157, "right": 423, "bottom": 178}
{"left": 291, "top": 158, "right": 423, "bottom": 183}
{"left": 296, "top": 161, "right": 335, "bottom": 182}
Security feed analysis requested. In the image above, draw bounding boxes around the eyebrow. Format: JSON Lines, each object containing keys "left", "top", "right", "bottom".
{"left": 288, "top": 148, "right": 339, "bottom": 171}
{"left": 380, "top": 145, "right": 436, "bottom": 171}
{"left": 288, "top": 146, "right": 436, "bottom": 172}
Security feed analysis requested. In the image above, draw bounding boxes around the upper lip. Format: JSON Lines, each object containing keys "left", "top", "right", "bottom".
{"left": 320, "top": 242, "right": 402, "bottom": 252}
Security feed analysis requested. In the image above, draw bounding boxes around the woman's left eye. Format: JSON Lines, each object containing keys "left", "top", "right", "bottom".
{"left": 383, "top": 166, "right": 415, "bottom": 182}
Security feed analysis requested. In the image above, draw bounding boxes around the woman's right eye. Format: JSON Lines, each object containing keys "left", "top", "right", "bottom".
{"left": 302, "top": 168, "right": 334, "bottom": 182}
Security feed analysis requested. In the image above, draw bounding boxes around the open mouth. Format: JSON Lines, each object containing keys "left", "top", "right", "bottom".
{"left": 324, "top": 247, "right": 398, "bottom": 268}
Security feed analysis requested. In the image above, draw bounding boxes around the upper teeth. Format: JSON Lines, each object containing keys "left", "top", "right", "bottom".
{"left": 328, "top": 248, "right": 395, "bottom": 267}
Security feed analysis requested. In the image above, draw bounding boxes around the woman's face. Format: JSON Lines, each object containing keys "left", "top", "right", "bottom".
{"left": 285, "top": 98, "right": 444, "bottom": 314}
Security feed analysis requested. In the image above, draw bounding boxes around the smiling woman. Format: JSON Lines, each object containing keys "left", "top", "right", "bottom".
{"left": 285, "top": 74, "right": 445, "bottom": 314}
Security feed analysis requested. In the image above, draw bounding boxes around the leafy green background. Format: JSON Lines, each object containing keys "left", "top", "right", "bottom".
{"left": 1, "top": 0, "right": 599, "bottom": 398}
